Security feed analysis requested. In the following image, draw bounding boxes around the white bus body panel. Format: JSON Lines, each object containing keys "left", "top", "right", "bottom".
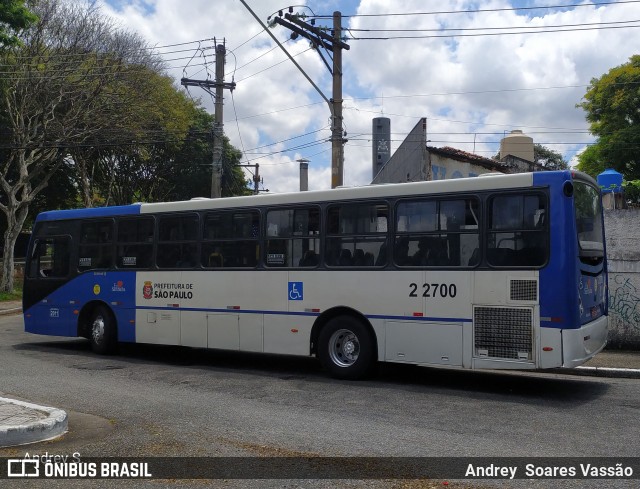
{"left": 130, "top": 257, "right": 599, "bottom": 372}
{"left": 471, "top": 270, "right": 540, "bottom": 370}
{"left": 385, "top": 321, "right": 463, "bottom": 366}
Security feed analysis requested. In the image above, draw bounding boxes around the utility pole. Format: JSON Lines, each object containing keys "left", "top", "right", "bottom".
{"left": 239, "top": 164, "right": 263, "bottom": 194}
{"left": 331, "top": 11, "right": 345, "bottom": 189}
{"left": 181, "top": 41, "right": 235, "bottom": 198}
{"left": 269, "top": 9, "right": 349, "bottom": 188}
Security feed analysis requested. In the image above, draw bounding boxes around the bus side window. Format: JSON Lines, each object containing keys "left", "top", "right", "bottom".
{"left": 157, "top": 214, "right": 199, "bottom": 269}
{"left": 326, "top": 202, "right": 388, "bottom": 268}
{"left": 202, "top": 211, "right": 260, "bottom": 269}
{"left": 487, "top": 193, "right": 547, "bottom": 267}
{"left": 78, "top": 220, "right": 113, "bottom": 271}
{"left": 395, "top": 198, "right": 479, "bottom": 268}
{"left": 117, "top": 217, "right": 154, "bottom": 269}
{"left": 265, "top": 207, "right": 319, "bottom": 268}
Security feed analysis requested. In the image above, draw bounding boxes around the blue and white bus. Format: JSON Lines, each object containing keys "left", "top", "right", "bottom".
{"left": 23, "top": 170, "right": 607, "bottom": 379}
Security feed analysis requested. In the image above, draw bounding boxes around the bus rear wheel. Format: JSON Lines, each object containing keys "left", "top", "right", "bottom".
{"left": 88, "top": 305, "right": 117, "bottom": 355}
{"left": 318, "top": 316, "right": 375, "bottom": 380}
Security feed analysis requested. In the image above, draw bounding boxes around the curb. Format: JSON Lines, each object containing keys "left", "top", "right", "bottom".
{"left": 0, "top": 397, "right": 68, "bottom": 447}
{"left": 548, "top": 366, "right": 640, "bottom": 379}
{"left": 574, "top": 365, "right": 640, "bottom": 379}
{"left": 0, "top": 307, "right": 21, "bottom": 317}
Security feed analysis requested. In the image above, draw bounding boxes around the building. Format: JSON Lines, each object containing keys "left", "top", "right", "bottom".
{"left": 371, "top": 118, "right": 544, "bottom": 185}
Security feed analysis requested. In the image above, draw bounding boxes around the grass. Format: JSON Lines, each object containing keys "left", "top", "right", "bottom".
{"left": 0, "top": 283, "right": 22, "bottom": 302}
{"left": 0, "top": 270, "right": 23, "bottom": 302}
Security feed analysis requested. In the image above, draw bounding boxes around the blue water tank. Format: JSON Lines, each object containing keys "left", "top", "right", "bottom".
{"left": 597, "top": 168, "right": 623, "bottom": 193}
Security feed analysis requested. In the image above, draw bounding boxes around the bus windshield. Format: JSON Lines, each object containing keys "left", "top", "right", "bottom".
{"left": 574, "top": 182, "right": 604, "bottom": 259}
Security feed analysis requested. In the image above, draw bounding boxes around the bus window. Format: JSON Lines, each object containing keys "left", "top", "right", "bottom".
{"left": 325, "top": 203, "right": 388, "bottom": 267}
{"left": 157, "top": 214, "right": 199, "bottom": 269}
{"left": 574, "top": 182, "right": 604, "bottom": 261}
{"left": 116, "top": 217, "right": 154, "bottom": 269}
{"left": 29, "top": 237, "right": 70, "bottom": 278}
{"left": 487, "top": 193, "right": 547, "bottom": 267}
{"left": 265, "top": 207, "right": 320, "bottom": 267}
{"left": 78, "top": 220, "right": 113, "bottom": 271}
{"left": 202, "top": 211, "right": 259, "bottom": 268}
{"left": 395, "top": 198, "right": 479, "bottom": 267}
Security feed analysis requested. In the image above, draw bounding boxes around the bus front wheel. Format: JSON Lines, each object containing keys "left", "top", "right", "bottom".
{"left": 88, "top": 305, "right": 117, "bottom": 355}
{"left": 318, "top": 316, "right": 375, "bottom": 380}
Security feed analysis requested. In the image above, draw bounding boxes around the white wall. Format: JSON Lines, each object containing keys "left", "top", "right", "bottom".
{"left": 605, "top": 208, "right": 640, "bottom": 349}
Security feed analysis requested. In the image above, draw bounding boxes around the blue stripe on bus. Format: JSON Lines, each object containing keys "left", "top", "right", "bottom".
{"left": 135, "top": 305, "right": 472, "bottom": 323}
{"left": 36, "top": 204, "right": 142, "bottom": 222}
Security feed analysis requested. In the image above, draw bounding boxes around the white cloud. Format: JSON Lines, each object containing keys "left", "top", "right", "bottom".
{"left": 97, "top": 0, "right": 639, "bottom": 194}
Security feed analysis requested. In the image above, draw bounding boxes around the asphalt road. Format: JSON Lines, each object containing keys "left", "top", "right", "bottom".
{"left": 1, "top": 313, "right": 638, "bottom": 489}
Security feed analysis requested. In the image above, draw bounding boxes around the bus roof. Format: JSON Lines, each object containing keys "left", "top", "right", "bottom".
{"left": 35, "top": 171, "right": 577, "bottom": 221}
{"left": 140, "top": 172, "right": 537, "bottom": 214}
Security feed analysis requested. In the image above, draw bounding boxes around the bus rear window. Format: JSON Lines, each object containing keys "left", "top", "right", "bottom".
{"left": 574, "top": 182, "right": 604, "bottom": 259}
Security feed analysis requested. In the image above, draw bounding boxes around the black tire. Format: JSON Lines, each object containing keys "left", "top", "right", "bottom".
{"left": 318, "top": 316, "right": 375, "bottom": 380}
{"left": 88, "top": 305, "right": 117, "bottom": 355}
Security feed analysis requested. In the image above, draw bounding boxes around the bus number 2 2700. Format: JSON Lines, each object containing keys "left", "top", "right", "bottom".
{"left": 409, "top": 283, "right": 457, "bottom": 298}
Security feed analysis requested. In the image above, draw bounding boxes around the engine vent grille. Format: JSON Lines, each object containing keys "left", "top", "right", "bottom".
{"left": 474, "top": 307, "right": 533, "bottom": 361}
{"left": 510, "top": 279, "right": 538, "bottom": 302}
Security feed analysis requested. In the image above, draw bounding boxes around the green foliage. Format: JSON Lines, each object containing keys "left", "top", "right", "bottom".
{"left": 0, "top": 0, "right": 37, "bottom": 48}
{"left": 577, "top": 55, "right": 640, "bottom": 180}
{"left": 88, "top": 106, "right": 251, "bottom": 206}
{"left": 575, "top": 145, "right": 603, "bottom": 178}
{"left": 0, "top": 282, "right": 21, "bottom": 301}
{"left": 533, "top": 143, "right": 568, "bottom": 170}
{"left": 624, "top": 180, "right": 640, "bottom": 205}
{"left": 168, "top": 108, "right": 251, "bottom": 200}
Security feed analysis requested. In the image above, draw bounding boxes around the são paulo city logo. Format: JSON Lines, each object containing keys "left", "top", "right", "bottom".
{"left": 142, "top": 281, "right": 194, "bottom": 300}
{"left": 142, "top": 281, "right": 153, "bottom": 300}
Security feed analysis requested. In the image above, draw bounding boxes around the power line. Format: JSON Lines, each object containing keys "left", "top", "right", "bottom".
{"left": 1, "top": 38, "right": 218, "bottom": 62}
{"left": 316, "top": 1, "right": 640, "bottom": 18}
{"left": 234, "top": 46, "right": 314, "bottom": 83}
{"left": 349, "top": 23, "right": 640, "bottom": 40}
{"left": 346, "top": 81, "right": 640, "bottom": 101}
{"left": 346, "top": 19, "right": 640, "bottom": 33}
{"left": 230, "top": 90, "right": 251, "bottom": 175}
{"left": 243, "top": 127, "right": 330, "bottom": 152}
{"left": 226, "top": 39, "right": 290, "bottom": 77}
{"left": 230, "top": 30, "right": 267, "bottom": 51}
{"left": 343, "top": 106, "right": 601, "bottom": 132}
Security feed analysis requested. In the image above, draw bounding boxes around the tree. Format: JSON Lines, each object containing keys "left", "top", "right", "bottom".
{"left": 0, "top": 0, "right": 164, "bottom": 292}
{"left": 577, "top": 55, "right": 640, "bottom": 180}
{"left": 574, "top": 145, "right": 602, "bottom": 178}
{"left": 0, "top": 0, "right": 37, "bottom": 48}
{"left": 83, "top": 105, "right": 251, "bottom": 206}
{"left": 169, "top": 108, "right": 252, "bottom": 200}
{"left": 532, "top": 143, "right": 568, "bottom": 170}
{"left": 70, "top": 69, "right": 196, "bottom": 207}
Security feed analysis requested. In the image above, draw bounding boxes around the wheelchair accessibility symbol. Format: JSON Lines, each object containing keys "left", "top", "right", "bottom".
{"left": 288, "top": 282, "right": 303, "bottom": 301}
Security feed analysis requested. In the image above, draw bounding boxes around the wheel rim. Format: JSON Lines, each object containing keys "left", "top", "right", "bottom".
{"left": 328, "top": 328, "right": 360, "bottom": 367}
{"left": 92, "top": 315, "right": 105, "bottom": 345}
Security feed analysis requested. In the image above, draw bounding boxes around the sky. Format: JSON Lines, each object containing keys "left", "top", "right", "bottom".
{"left": 97, "top": 0, "right": 640, "bottom": 194}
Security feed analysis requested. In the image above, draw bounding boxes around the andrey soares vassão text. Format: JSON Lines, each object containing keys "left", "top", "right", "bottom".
{"left": 465, "top": 463, "right": 634, "bottom": 479}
